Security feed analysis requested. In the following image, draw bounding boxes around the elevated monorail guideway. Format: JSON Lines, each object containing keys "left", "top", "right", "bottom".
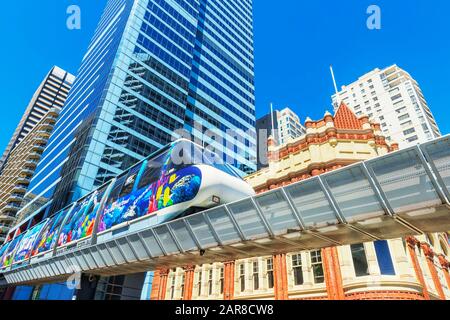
{"left": 1, "top": 136, "right": 450, "bottom": 285}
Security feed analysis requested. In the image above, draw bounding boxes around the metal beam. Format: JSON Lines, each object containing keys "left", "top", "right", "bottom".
{"left": 251, "top": 198, "right": 275, "bottom": 237}
{"left": 183, "top": 219, "right": 203, "bottom": 251}
{"left": 202, "top": 212, "right": 223, "bottom": 246}
{"left": 137, "top": 233, "right": 154, "bottom": 259}
{"left": 280, "top": 188, "right": 306, "bottom": 230}
{"left": 361, "top": 162, "right": 395, "bottom": 216}
{"left": 418, "top": 145, "right": 450, "bottom": 204}
{"left": 224, "top": 205, "right": 246, "bottom": 241}
{"left": 167, "top": 224, "right": 185, "bottom": 254}
{"left": 150, "top": 229, "right": 167, "bottom": 256}
{"left": 124, "top": 236, "right": 142, "bottom": 262}
{"left": 317, "top": 176, "right": 347, "bottom": 224}
{"left": 113, "top": 239, "right": 131, "bottom": 264}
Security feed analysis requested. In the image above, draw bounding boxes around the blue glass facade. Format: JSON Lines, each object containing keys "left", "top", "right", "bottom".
{"left": 20, "top": 0, "right": 256, "bottom": 218}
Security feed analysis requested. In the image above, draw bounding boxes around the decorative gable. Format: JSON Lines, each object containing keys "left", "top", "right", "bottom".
{"left": 334, "top": 102, "right": 362, "bottom": 130}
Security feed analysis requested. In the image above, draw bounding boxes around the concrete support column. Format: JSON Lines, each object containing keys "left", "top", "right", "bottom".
{"left": 406, "top": 237, "right": 430, "bottom": 300}
{"left": 322, "top": 247, "right": 345, "bottom": 300}
{"left": 273, "top": 253, "right": 288, "bottom": 300}
{"left": 183, "top": 266, "right": 195, "bottom": 300}
{"left": 223, "top": 261, "right": 235, "bottom": 300}
{"left": 421, "top": 243, "right": 446, "bottom": 300}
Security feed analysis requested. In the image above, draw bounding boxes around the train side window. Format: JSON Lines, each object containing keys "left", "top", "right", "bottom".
{"left": 105, "top": 174, "right": 128, "bottom": 205}
{"left": 86, "top": 184, "right": 108, "bottom": 215}
{"left": 117, "top": 164, "right": 143, "bottom": 197}
{"left": 137, "top": 152, "right": 168, "bottom": 189}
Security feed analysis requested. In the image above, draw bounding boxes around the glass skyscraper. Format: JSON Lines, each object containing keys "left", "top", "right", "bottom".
{"left": 20, "top": 0, "right": 256, "bottom": 218}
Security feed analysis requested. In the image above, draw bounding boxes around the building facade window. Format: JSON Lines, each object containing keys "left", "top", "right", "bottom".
{"left": 351, "top": 244, "right": 370, "bottom": 277}
{"left": 266, "top": 258, "right": 274, "bottom": 289}
{"left": 219, "top": 267, "right": 224, "bottom": 294}
{"left": 208, "top": 269, "right": 213, "bottom": 296}
{"left": 401, "top": 120, "right": 413, "bottom": 127}
{"left": 169, "top": 274, "right": 176, "bottom": 300}
{"left": 239, "top": 264, "right": 246, "bottom": 292}
{"left": 395, "top": 106, "right": 407, "bottom": 114}
{"left": 374, "top": 240, "right": 396, "bottom": 275}
{"left": 403, "top": 128, "right": 416, "bottom": 136}
{"left": 310, "top": 250, "right": 325, "bottom": 284}
{"left": 180, "top": 274, "right": 185, "bottom": 299}
{"left": 252, "top": 261, "right": 259, "bottom": 290}
{"left": 391, "top": 94, "right": 402, "bottom": 101}
{"left": 197, "top": 271, "right": 203, "bottom": 297}
{"left": 292, "top": 254, "right": 304, "bottom": 286}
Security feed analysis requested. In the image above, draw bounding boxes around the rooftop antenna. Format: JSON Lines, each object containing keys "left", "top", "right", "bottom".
{"left": 330, "top": 65, "right": 340, "bottom": 110}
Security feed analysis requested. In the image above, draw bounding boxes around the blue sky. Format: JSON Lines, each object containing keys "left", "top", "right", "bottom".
{"left": 1, "top": 0, "right": 449, "bottom": 152}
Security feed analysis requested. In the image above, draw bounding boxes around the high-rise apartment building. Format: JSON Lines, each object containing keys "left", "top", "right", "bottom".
{"left": 256, "top": 107, "right": 305, "bottom": 169}
{"left": 332, "top": 65, "right": 441, "bottom": 149}
{"left": 276, "top": 108, "right": 305, "bottom": 145}
{"left": 20, "top": 0, "right": 257, "bottom": 219}
{"left": 0, "top": 109, "right": 60, "bottom": 242}
{"left": 0, "top": 67, "right": 74, "bottom": 171}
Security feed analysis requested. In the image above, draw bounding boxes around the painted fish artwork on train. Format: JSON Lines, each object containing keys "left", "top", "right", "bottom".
{"left": 13, "top": 222, "right": 47, "bottom": 263}
{"left": 57, "top": 189, "right": 104, "bottom": 246}
{"left": 1, "top": 234, "right": 24, "bottom": 268}
{"left": 97, "top": 167, "right": 202, "bottom": 232}
{"left": 33, "top": 209, "right": 68, "bottom": 256}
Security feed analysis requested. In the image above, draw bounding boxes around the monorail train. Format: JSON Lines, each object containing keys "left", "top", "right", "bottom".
{"left": 0, "top": 139, "right": 255, "bottom": 271}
